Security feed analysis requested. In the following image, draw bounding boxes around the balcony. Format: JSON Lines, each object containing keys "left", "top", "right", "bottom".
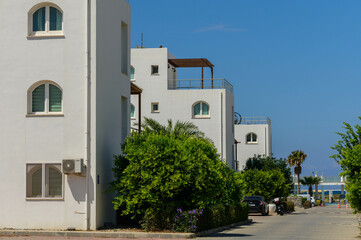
{"left": 168, "top": 78, "right": 233, "bottom": 94}
{"left": 236, "top": 117, "right": 271, "bottom": 125}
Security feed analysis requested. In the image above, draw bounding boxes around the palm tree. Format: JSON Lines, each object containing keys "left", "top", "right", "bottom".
{"left": 300, "top": 176, "right": 321, "bottom": 196}
{"left": 139, "top": 117, "right": 205, "bottom": 138}
{"left": 287, "top": 150, "right": 307, "bottom": 194}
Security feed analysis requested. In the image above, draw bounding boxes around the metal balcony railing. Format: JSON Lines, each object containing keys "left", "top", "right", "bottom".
{"left": 168, "top": 78, "right": 233, "bottom": 94}
{"left": 238, "top": 117, "right": 271, "bottom": 125}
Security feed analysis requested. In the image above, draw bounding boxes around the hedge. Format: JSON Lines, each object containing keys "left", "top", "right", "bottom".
{"left": 283, "top": 201, "right": 294, "bottom": 212}
{"left": 197, "top": 203, "right": 249, "bottom": 232}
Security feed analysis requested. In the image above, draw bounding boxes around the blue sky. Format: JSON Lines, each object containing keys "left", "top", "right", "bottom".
{"left": 130, "top": 0, "right": 361, "bottom": 176}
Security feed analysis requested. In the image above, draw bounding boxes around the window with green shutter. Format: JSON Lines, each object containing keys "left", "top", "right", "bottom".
{"left": 193, "top": 101, "right": 210, "bottom": 118}
{"left": 49, "top": 84, "right": 62, "bottom": 112}
{"left": 29, "top": 82, "right": 62, "bottom": 114}
{"left": 32, "top": 84, "right": 45, "bottom": 112}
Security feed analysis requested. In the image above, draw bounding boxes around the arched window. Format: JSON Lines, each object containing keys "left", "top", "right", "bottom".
{"left": 193, "top": 101, "right": 210, "bottom": 118}
{"left": 28, "top": 81, "right": 62, "bottom": 114}
{"left": 27, "top": 164, "right": 63, "bottom": 198}
{"left": 130, "top": 66, "right": 135, "bottom": 80}
{"left": 246, "top": 133, "right": 257, "bottom": 144}
{"left": 29, "top": 4, "right": 63, "bottom": 36}
{"left": 130, "top": 104, "right": 135, "bottom": 119}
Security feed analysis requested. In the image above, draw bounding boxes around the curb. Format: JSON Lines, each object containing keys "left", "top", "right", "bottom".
{"left": 0, "top": 220, "right": 251, "bottom": 239}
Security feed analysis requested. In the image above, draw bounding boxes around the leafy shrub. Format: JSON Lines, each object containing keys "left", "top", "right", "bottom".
{"left": 302, "top": 197, "right": 307, "bottom": 204}
{"left": 283, "top": 201, "right": 294, "bottom": 212}
{"left": 112, "top": 131, "right": 234, "bottom": 230}
{"left": 197, "top": 203, "right": 249, "bottom": 232}
{"left": 239, "top": 169, "right": 290, "bottom": 201}
{"left": 303, "top": 200, "right": 311, "bottom": 208}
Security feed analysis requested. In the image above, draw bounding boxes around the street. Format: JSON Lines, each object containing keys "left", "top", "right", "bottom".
{"left": 0, "top": 205, "right": 359, "bottom": 240}
{"left": 200, "top": 205, "right": 359, "bottom": 240}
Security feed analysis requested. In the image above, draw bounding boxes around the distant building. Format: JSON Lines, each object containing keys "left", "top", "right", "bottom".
{"left": 234, "top": 117, "right": 272, "bottom": 170}
{"left": 130, "top": 47, "right": 235, "bottom": 168}
{"left": 0, "top": 0, "right": 131, "bottom": 230}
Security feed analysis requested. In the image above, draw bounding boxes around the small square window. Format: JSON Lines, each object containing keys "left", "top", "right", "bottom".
{"left": 151, "top": 65, "right": 159, "bottom": 75}
{"left": 151, "top": 103, "right": 159, "bottom": 113}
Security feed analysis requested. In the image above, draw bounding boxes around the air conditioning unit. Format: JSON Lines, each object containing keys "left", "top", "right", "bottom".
{"left": 62, "top": 159, "right": 84, "bottom": 174}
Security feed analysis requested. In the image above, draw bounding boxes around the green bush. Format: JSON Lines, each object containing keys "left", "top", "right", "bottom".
{"left": 283, "top": 201, "right": 294, "bottom": 212}
{"left": 303, "top": 200, "right": 311, "bottom": 208}
{"left": 197, "top": 203, "right": 249, "bottom": 232}
{"left": 112, "top": 130, "right": 237, "bottom": 230}
{"left": 302, "top": 197, "right": 307, "bottom": 204}
{"left": 239, "top": 169, "right": 290, "bottom": 201}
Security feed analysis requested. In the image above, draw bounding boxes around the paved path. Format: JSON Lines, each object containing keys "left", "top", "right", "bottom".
{"left": 199, "top": 205, "right": 359, "bottom": 240}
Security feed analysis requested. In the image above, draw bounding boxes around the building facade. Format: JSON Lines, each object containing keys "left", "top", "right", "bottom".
{"left": 234, "top": 117, "right": 272, "bottom": 170}
{"left": 130, "top": 48, "right": 235, "bottom": 168}
{"left": 0, "top": 0, "right": 131, "bottom": 230}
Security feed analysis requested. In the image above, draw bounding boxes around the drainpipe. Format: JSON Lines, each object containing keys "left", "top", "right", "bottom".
{"left": 85, "top": 0, "right": 91, "bottom": 230}
{"left": 220, "top": 92, "right": 223, "bottom": 161}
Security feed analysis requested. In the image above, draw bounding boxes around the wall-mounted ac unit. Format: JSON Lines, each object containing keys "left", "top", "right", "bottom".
{"left": 62, "top": 159, "right": 84, "bottom": 174}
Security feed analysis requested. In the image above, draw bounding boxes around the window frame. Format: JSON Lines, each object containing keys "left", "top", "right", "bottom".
{"left": 26, "top": 163, "right": 64, "bottom": 200}
{"left": 27, "top": 81, "right": 63, "bottom": 116}
{"left": 246, "top": 133, "right": 258, "bottom": 144}
{"left": 192, "top": 101, "right": 210, "bottom": 119}
{"left": 130, "top": 66, "right": 135, "bottom": 81}
{"left": 28, "top": 3, "right": 64, "bottom": 38}
{"left": 151, "top": 102, "right": 159, "bottom": 113}
{"left": 151, "top": 65, "right": 159, "bottom": 75}
{"left": 130, "top": 104, "right": 135, "bottom": 119}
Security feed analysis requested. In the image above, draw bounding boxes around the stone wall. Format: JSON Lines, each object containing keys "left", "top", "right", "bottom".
{"left": 287, "top": 196, "right": 303, "bottom": 208}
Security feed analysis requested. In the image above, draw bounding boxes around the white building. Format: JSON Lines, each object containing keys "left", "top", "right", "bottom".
{"left": 234, "top": 117, "right": 272, "bottom": 170}
{"left": 0, "top": 0, "right": 131, "bottom": 230}
{"left": 130, "top": 48, "right": 235, "bottom": 168}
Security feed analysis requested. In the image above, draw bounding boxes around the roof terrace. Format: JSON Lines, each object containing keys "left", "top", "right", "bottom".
{"left": 167, "top": 58, "right": 233, "bottom": 94}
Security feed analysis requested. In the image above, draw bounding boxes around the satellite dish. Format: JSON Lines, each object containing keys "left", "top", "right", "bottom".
{"left": 234, "top": 112, "right": 242, "bottom": 125}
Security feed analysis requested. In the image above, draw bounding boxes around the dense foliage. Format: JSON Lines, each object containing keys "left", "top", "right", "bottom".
{"left": 239, "top": 168, "right": 290, "bottom": 201}
{"left": 331, "top": 118, "right": 361, "bottom": 212}
{"left": 244, "top": 155, "right": 293, "bottom": 194}
{"left": 112, "top": 119, "right": 245, "bottom": 231}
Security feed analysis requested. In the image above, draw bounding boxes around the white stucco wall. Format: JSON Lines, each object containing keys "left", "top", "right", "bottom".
{"left": 130, "top": 48, "right": 235, "bottom": 168}
{"left": 0, "top": 0, "right": 130, "bottom": 230}
{"left": 234, "top": 122, "right": 272, "bottom": 170}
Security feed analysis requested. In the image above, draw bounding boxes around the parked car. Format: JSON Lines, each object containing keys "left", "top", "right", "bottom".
{"left": 242, "top": 196, "right": 269, "bottom": 215}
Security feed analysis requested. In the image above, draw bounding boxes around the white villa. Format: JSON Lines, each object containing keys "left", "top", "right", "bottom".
{"left": 234, "top": 116, "right": 272, "bottom": 170}
{"left": 130, "top": 47, "right": 236, "bottom": 169}
{"left": 0, "top": 0, "right": 131, "bottom": 230}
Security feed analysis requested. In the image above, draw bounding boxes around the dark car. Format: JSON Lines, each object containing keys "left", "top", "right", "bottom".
{"left": 242, "top": 196, "right": 269, "bottom": 215}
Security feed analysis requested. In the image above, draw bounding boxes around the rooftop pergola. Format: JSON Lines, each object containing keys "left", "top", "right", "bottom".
{"left": 168, "top": 58, "right": 214, "bottom": 89}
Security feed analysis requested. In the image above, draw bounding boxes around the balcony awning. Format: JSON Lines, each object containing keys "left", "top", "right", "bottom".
{"left": 168, "top": 58, "right": 214, "bottom": 68}
{"left": 131, "top": 83, "right": 142, "bottom": 94}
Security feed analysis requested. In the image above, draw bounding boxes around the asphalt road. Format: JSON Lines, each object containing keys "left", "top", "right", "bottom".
{"left": 0, "top": 205, "right": 359, "bottom": 240}
{"left": 199, "top": 205, "right": 360, "bottom": 240}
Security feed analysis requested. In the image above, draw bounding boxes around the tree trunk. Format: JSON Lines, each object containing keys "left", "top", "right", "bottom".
{"left": 309, "top": 185, "right": 313, "bottom": 196}
{"left": 297, "top": 173, "right": 301, "bottom": 194}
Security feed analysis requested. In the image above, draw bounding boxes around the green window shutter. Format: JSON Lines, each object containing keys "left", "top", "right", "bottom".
{"left": 49, "top": 7, "right": 62, "bottom": 31}
{"left": 202, "top": 103, "right": 209, "bottom": 115}
{"left": 194, "top": 103, "right": 201, "bottom": 115}
{"left": 130, "top": 67, "right": 135, "bottom": 80}
{"left": 49, "top": 84, "right": 62, "bottom": 112}
{"left": 131, "top": 105, "right": 135, "bottom": 118}
{"left": 32, "top": 84, "right": 45, "bottom": 112}
{"left": 33, "top": 7, "right": 45, "bottom": 31}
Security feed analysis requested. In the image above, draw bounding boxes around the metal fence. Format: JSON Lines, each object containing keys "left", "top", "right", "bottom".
{"left": 168, "top": 78, "right": 233, "bottom": 94}
{"left": 238, "top": 117, "right": 271, "bottom": 125}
